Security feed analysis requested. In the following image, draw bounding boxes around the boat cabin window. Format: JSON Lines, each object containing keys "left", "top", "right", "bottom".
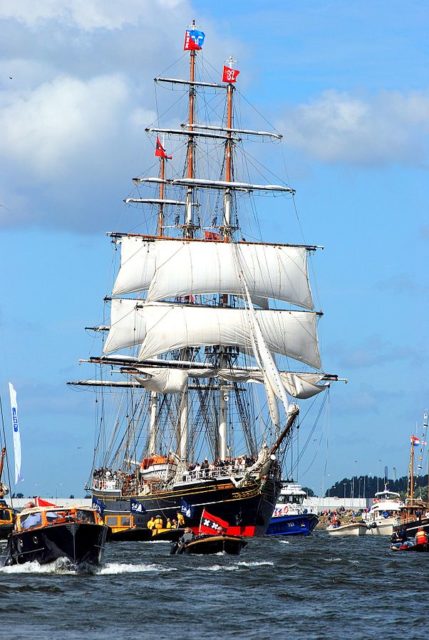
{"left": 76, "top": 510, "right": 95, "bottom": 523}
{"left": 0, "top": 509, "right": 11, "bottom": 521}
{"left": 105, "top": 516, "right": 118, "bottom": 527}
{"left": 278, "top": 495, "right": 304, "bottom": 505}
{"left": 121, "top": 516, "right": 130, "bottom": 527}
{"left": 46, "top": 510, "right": 69, "bottom": 523}
{"left": 20, "top": 512, "right": 42, "bottom": 529}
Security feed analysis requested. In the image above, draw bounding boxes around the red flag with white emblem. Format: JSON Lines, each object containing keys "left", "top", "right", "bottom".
{"left": 199, "top": 509, "right": 229, "bottom": 534}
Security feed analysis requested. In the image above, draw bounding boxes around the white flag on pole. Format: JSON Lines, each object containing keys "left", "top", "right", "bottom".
{"left": 8, "top": 383, "right": 22, "bottom": 484}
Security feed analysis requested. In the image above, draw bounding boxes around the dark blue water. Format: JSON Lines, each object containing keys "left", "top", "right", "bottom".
{"left": 0, "top": 532, "right": 427, "bottom": 640}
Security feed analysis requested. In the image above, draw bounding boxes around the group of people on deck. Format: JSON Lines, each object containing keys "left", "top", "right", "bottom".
{"left": 185, "top": 456, "right": 257, "bottom": 479}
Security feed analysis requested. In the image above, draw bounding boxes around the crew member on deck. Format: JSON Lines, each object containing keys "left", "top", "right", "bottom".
{"left": 153, "top": 514, "right": 164, "bottom": 530}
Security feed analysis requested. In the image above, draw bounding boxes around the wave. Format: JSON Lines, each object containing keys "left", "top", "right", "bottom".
{"left": 194, "top": 560, "right": 274, "bottom": 572}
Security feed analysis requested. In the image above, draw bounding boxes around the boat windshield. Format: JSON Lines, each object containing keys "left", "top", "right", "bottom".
{"left": 20, "top": 512, "right": 42, "bottom": 529}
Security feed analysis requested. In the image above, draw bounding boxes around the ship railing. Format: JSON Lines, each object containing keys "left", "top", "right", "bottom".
{"left": 182, "top": 467, "right": 245, "bottom": 483}
{"left": 92, "top": 478, "right": 121, "bottom": 491}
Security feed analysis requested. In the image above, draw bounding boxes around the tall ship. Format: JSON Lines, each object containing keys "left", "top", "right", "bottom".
{"left": 70, "top": 23, "right": 336, "bottom": 538}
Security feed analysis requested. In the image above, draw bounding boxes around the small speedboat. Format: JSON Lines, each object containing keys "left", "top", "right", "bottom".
{"left": 170, "top": 533, "right": 247, "bottom": 555}
{"left": 326, "top": 522, "right": 367, "bottom": 536}
{"left": 3, "top": 502, "right": 108, "bottom": 569}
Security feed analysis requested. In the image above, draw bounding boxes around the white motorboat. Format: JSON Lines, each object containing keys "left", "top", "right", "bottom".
{"left": 326, "top": 522, "right": 368, "bottom": 536}
{"left": 364, "top": 487, "right": 403, "bottom": 535}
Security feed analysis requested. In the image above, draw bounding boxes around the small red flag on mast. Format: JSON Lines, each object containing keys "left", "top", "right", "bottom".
{"left": 155, "top": 137, "right": 172, "bottom": 159}
{"left": 222, "top": 65, "right": 240, "bottom": 83}
{"left": 223, "top": 57, "right": 240, "bottom": 83}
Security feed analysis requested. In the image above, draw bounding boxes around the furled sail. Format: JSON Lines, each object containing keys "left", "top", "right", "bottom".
{"left": 103, "top": 299, "right": 322, "bottom": 369}
{"left": 112, "top": 237, "right": 314, "bottom": 309}
{"left": 134, "top": 368, "right": 188, "bottom": 394}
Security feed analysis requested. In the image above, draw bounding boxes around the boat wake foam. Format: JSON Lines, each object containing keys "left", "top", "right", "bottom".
{"left": 98, "top": 562, "right": 176, "bottom": 574}
{"left": 0, "top": 557, "right": 77, "bottom": 574}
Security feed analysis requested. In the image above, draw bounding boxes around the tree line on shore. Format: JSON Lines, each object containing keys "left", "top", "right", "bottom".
{"left": 318, "top": 475, "right": 429, "bottom": 500}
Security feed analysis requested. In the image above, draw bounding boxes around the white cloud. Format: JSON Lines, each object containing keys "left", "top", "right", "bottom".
{"left": 0, "top": 0, "right": 187, "bottom": 31}
{"left": 0, "top": 74, "right": 152, "bottom": 179}
{"left": 283, "top": 90, "right": 429, "bottom": 167}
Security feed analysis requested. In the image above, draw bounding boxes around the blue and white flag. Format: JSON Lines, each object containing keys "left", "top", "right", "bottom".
{"left": 92, "top": 496, "right": 105, "bottom": 516}
{"left": 180, "top": 498, "right": 194, "bottom": 518}
{"left": 130, "top": 498, "right": 147, "bottom": 514}
{"left": 183, "top": 29, "right": 205, "bottom": 51}
{"left": 8, "top": 383, "right": 22, "bottom": 484}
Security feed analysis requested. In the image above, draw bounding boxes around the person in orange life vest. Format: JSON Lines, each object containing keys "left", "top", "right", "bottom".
{"left": 415, "top": 527, "right": 428, "bottom": 545}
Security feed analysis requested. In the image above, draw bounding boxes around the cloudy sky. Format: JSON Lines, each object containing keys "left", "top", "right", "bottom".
{"left": 1, "top": 0, "right": 428, "bottom": 497}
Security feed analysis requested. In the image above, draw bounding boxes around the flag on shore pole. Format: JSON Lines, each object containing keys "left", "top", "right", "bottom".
{"left": 8, "top": 383, "right": 22, "bottom": 484}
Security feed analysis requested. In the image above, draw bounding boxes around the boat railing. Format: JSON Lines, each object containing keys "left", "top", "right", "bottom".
{"left": 182, "top": 467, "right": 245, "bottom": 483}
{"left": 92, "top": 478, "right": 121, "bottom": 492}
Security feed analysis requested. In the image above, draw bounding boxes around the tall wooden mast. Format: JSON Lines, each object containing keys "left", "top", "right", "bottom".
{"left": 157, "top": 153, "right": 166, "bottom": 236}
{"left": 223, "top": 56, "right": 235, "bottom": 240}
{"left": 184, "top": 19, "right": 197, "bottom": 238}
{"left": 408, "top": 439, "right": 415, "bottom": 502}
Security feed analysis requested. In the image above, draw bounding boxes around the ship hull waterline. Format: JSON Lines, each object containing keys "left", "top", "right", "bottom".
{"left": 266, "top": 513, "right": 319, "bottom": 536}
{"left": 95, "top": 476, "right": 279, "bottom": 538}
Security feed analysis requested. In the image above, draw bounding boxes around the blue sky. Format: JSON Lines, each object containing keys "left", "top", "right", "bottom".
{"left": 1, "top": 0, "right": 428, "bottom": 497}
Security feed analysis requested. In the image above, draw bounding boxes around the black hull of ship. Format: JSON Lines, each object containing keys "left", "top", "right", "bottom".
{"left": 4, "top": 523, "right": 108, "bottom": 569}
{"left": 109, "top": 527, "right": 185, "bottom": 542}
{"left": 96, "top": 476, "right": 279, "bottom": 538}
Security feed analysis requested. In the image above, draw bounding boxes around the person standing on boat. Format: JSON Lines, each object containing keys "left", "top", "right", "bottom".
{"left": 415, "top": 527, "right": 428, "bottom": 545}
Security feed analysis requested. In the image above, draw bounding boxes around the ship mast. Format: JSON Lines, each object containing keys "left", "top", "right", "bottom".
{"left": 223, "top": 56, "right": 235, "bottom": 239}
{"left": 0, "top": 447, "right": 6, "bottom": 498}
{"left": 218, "top": 57, "right": 237, "bottom": 461}
{"left": 184, "top": 20, "right": 197, "bottom": 238}
{"left": 177, "top": 20, "right": 203, "bottom": 468}
{"left": 408, "top": 438, "right": 415, "bottom": 503}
